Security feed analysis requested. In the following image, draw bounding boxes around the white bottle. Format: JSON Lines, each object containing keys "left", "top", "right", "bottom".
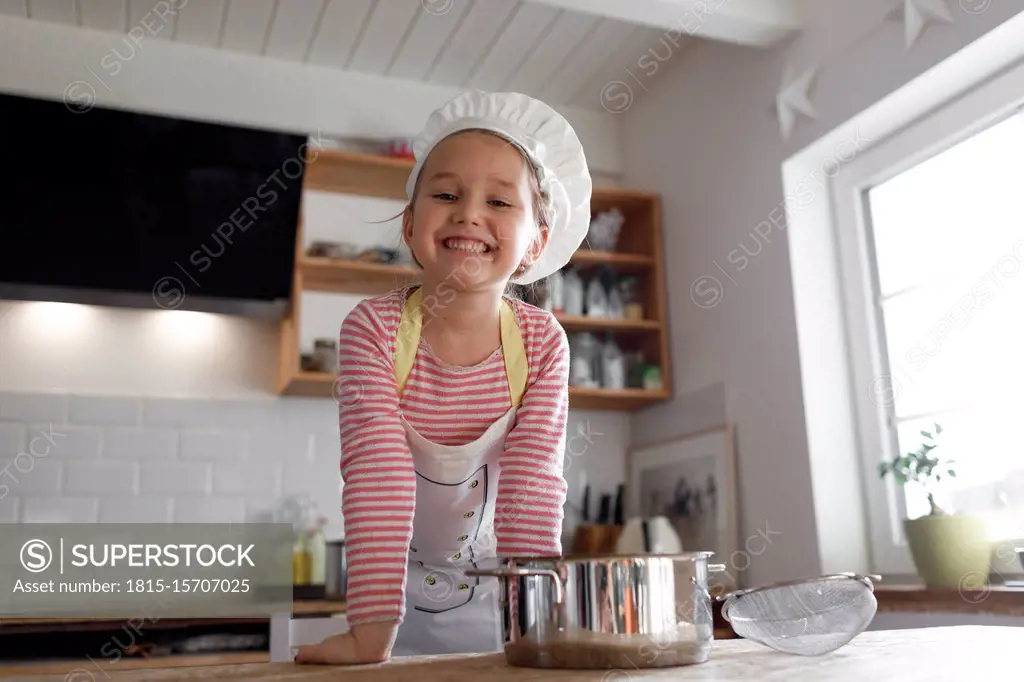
{"left": 601, "top": 337, "right": 626, "bottom": 390}
{"left": 585, "top": 277, "right": 609, "bottom": 318}
{"left": 546, "top": 270, "right": 564, "bottom": 313}
{"left": 563, "top": 268, "right": 584, "bottom": 317}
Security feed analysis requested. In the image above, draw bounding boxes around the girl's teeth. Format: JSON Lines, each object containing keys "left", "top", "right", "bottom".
{"left": 445, "top": 239, "right": 489, "bottom": 253}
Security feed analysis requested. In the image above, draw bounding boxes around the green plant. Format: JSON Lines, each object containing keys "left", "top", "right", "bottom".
{"left": 877, "top": 423, "right": 957, "bottom": 516}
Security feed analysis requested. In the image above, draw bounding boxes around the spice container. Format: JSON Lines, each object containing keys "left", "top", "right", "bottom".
{"left": 292, "top": 533, "right": 310, "bottom": 585}
{"left": 619, "top": 277, "right": 644, "bottom": 321}
{"left": 313, "top": 339, "right": 337, "bottom": 373}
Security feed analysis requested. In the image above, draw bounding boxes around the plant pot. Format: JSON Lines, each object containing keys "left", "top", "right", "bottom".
{"left": 903, "top": 513, "right": 994, "bottom": 590}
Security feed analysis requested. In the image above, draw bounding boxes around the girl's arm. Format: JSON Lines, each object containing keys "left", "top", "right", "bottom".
{"left": 336, "top": 301, "right": 417, "bottom": 627}
{"left": 494, "top": 315, "right": 571, "bottom": 556}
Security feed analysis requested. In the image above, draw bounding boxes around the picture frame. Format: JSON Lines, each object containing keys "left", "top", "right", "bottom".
{"left": 626, "top": 424, "right": 740, "bottom": 595}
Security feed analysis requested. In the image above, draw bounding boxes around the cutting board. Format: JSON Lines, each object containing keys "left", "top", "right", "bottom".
{"left": 4, "top": 626, "right": 1021, "bottom": 681}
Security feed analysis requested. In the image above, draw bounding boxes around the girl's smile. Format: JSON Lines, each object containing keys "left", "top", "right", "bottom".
{"left": 403, "top": 130, "right": 543, "bottom": 291}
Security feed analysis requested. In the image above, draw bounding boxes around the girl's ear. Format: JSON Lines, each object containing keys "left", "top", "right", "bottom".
{"left": 519, "top": 226, "right": 551, "bottom": 272}
{"left": 402, "top": 205, "right": 414, "bottom": 245}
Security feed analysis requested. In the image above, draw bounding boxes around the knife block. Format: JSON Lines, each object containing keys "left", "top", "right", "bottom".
{"left": 570, "top": 524, "right": 622, "bottom": 555}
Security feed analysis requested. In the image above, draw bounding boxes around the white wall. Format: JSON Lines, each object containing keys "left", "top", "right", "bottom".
{"left": 0, "top": 16, "right": 632, "bottom": 536}
{"left": 624, "top": 0, "right": 1024, "bottom": 587}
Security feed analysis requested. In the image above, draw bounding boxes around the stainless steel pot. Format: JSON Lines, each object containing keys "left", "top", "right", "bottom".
{"left": 465, "top": 552, "right": 725, "bottom": 669}
{"left": 324, "top": 540, "right": 347, "bottom": 600}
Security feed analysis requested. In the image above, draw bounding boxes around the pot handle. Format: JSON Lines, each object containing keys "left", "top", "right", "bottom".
{"left": 709, "top": 563, "right": 728, "bottom": 573}
{"left": 464, "top": 567, "right": 564, "bottom": 605}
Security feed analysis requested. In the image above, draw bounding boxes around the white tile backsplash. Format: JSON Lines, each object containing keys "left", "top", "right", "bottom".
{"left": 180, "top": 430, "right": 248, "bottom": 460}
{"left": 139, "top": 462, "right": 211, "bottom": 495}
{"left": 1, "top": 457, "right": 62, "bottom": 494}
{"left": 0, "top": 392, "right": 345, "bottom": 532}
{"left": 30, "top": 425, "right": 102, "bottom": 459}
{"left": 63, "top": 461, "right": 137, "bottom": 495}
{"left": 0, "top": 392, "right": 67, "bottom": 422}
{"left": 21, "top": 496, "right": 99, "bottom": 523}
{"left": 0, "top": 421, "right": 27, "bottom": 455}
{"left": 103, "top": 427, "right": 178, "bottom": 459}
{"left": 172, "top": 496, "right": 247, "bottom": 523}
{"left": 0, "top": 391, "right": 630, "bottom": 542}
{"left": 99, "top": 497, "right": 173, "bottom": 523}
{"left": 69, "top": 395, "right": 140, "bottom": 426}
{"left": 143, "top": 398, "right": 219, "bottom": 427}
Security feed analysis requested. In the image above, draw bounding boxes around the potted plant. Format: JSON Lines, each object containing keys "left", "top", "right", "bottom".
{"left": 878, "top": 423, "right": 995, "bottom": 590}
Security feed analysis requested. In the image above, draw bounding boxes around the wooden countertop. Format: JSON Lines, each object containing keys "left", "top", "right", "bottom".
{"left": 0, "top": 600, "right": 346, "bottom": 628}
{"left": 2, "top": 626, "right": 1021, "bottom": 681}
{"left": 874, "top": 583, "right": 1024, "bottom": 616}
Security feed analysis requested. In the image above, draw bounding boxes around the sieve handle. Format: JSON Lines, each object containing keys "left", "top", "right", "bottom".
{"left": 708, "top": 563, "right": 728, "bottom": 573}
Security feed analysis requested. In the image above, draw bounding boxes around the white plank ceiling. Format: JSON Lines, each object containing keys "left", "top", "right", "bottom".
{"left": 0, "top": 0, "right": 801, "bottom": 111}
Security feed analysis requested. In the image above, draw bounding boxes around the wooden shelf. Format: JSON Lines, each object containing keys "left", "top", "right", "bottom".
{"left": 279, "top": 370, "right": 668, "bottom": 411}
{"left": 569, "top": 249, "right": 655, "bottom": 270}
{"left": 556, "top": 315, "right": 661, "bottom": 333}
{"left": 279, "top": 148, "right": 673, "bottom": 412}
{"left": 301, "top": 257, "right": 419, "bottom": 295}
{"left": 566, "top": 387, "right": 671, "bottom": 411}
{"left": 303, "top": 149, "right": 661, "bottom": 211}
{"left": 300, "top": 254, "right": 656, "bottom": 297}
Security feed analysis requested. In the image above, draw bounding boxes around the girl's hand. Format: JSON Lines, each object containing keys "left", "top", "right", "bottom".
{"left": 294, "top": 621, "right": 399, "bottom": 665}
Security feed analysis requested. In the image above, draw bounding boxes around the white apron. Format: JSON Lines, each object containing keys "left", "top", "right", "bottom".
{"left": 389, "top": 287, "right": 528, "bottom": 657}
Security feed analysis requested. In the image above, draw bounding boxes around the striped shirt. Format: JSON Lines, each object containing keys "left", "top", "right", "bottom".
{"left": 336, "top": 286, "right": 570, "bottom": 626}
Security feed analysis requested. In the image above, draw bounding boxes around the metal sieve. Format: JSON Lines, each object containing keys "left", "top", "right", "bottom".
{"left": 719, "top": 573, "right": 881, "bottom": 656}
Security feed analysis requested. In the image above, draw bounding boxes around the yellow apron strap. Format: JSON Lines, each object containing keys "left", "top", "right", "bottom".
{"left": 394, "top": 287, "right": 528, "bottom": 408}
{"left": 499, "top": 300, "right": 528, "bottom": 408}
{"left": 394, "top": 287, "right": 424, "bottom": 397}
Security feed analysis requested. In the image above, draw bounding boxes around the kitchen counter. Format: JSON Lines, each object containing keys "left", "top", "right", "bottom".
{"left": 3, "top": 626, "right": 1021, "bottom": 681}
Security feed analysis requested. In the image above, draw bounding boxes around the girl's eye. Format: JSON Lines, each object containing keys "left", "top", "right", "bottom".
{"left": 433, "top": 192, "right": 457, "bottom": 201}
{"left": 489, "top": 200, "right": 512, "bottom": 208}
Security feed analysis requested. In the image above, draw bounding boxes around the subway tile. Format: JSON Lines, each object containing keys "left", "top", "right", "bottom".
{"left": 212, "top": 462, "right": 280, "bottom": 496}
{"left": 25, "top": 423, "right": 100, "bottom": 459}
{"left": 99, "top": 497, "right": 172, "bottom": 523}
{"left": 248, "top": 428, "right": 314, "bottom": 463}
{"left": 0, "top": 457, "right": 61, "bottom": 495}
{"left": 21, "top": 497, "right": 98, "bottom": 523}
{"left": 282, "top": 397, "right": 337, "bottom": 432}
{"left": 180, "top": 430, "right": 247, "bottom": 459}
{"left": 0, "top": 422, "right": 26, "bottom": 459}
{"left": 103, "top": 427, "right": 178, "bottom": 459}
{"left": 139, "top": 462, "right": 210, "bottom": 495}
{"left": 0, "top": 392, "right": 67, "bottom": 423}
{"left": 172, "top": 496, "right": 246, "bottom": 523}
{"left": 143, "top": 398, "right": 217, "bottom": 427}
{"left": 69, "top": 395, "right": 141, "bottom": 426}
{"left": 215, "top": 399, "right": 285, "bottom": 429}
{"left": 0, "top": 495, "right": 19, "bottom": 522}
{"left": 64, "top": 461, "right": 136, "bottom": 495}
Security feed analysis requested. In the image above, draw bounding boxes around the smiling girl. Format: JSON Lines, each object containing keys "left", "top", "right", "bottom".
{"left": 295, "top": 90, "right": 592, "bottom": 665}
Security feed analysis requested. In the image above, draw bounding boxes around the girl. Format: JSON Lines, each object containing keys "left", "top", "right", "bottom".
{"left": 295, "top": 90, "right": 592, "bottom": 665}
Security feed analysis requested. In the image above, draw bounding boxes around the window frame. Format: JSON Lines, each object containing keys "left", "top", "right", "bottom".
{"left": 829, "top": 57, "right": 1024, "bottom": 574}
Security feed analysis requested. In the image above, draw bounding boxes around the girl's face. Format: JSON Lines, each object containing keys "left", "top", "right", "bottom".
{"left": 404, "top": 131, "right": 548, "bottom": 290}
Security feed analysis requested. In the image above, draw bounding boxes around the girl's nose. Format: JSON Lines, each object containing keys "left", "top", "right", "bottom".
{"left": 454, "top": 200, "right": 484, "bottom": 225}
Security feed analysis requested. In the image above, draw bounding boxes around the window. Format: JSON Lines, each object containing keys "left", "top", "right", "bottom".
{"left": 832, "top": 59, "right": 1024, "bottom": 573}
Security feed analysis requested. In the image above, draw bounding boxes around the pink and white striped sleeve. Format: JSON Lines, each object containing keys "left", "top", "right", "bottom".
{"left": 494, "top": 312, "right": 571, "bottom": 557}
{"left": 336, "top": 301, "right": 415, "bottom": 626}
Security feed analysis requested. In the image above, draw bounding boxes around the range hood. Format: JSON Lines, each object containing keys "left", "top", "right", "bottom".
{"left": 0, "top": 90, "right": 307, "bottom": 320}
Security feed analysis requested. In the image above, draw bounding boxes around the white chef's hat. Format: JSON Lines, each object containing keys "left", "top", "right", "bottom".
{"left": 406, "top": 90, "right": 592, "bottom": 285}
